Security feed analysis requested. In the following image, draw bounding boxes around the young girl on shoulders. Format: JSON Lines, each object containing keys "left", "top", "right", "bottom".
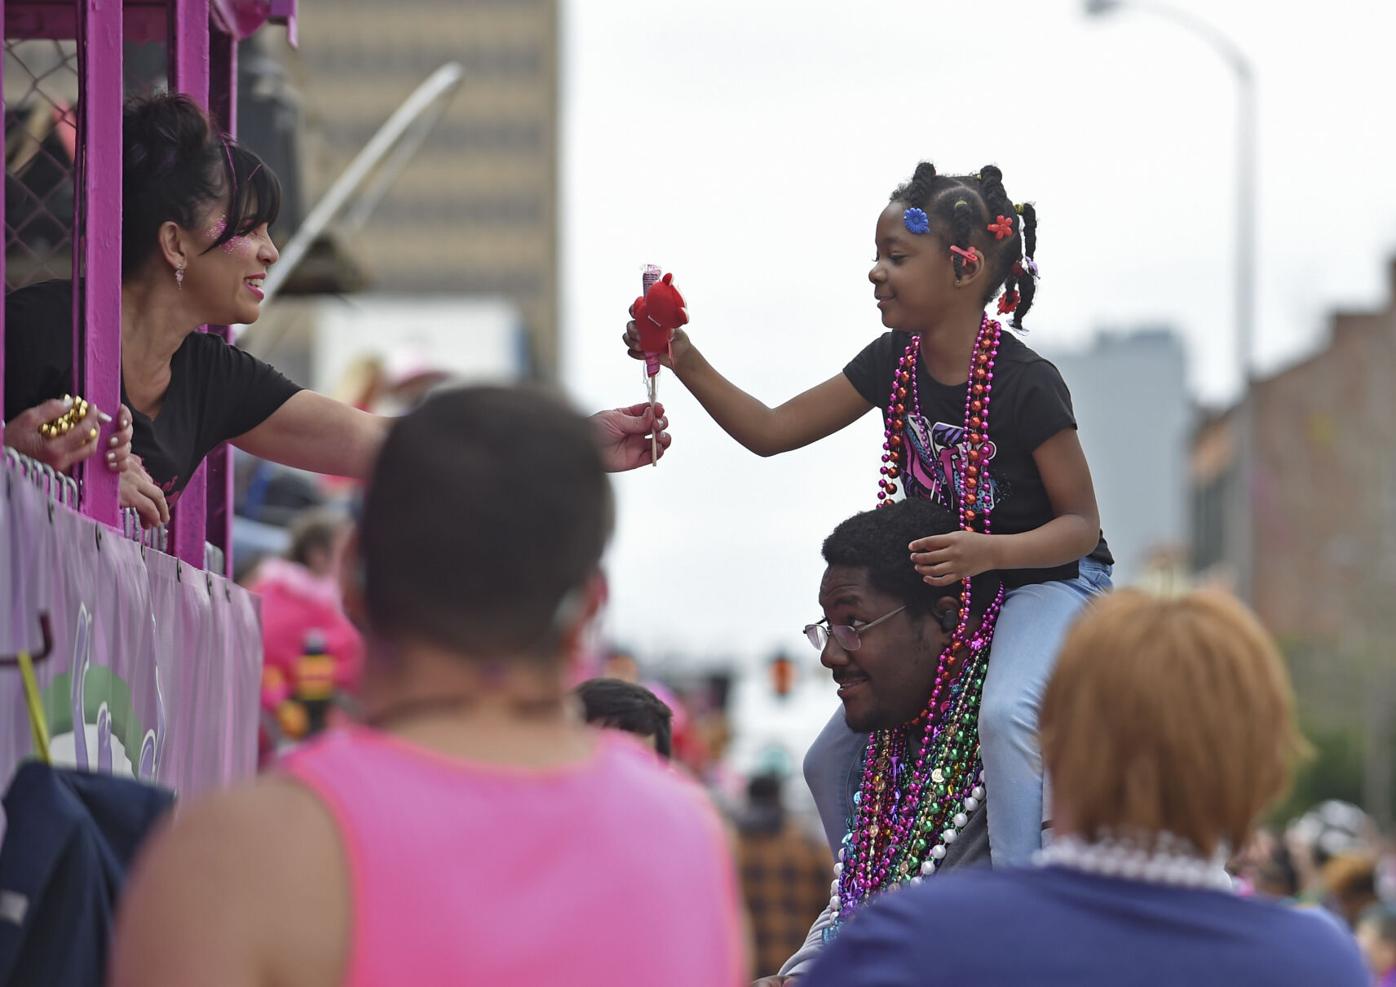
{"left": 625, "top": 162, "right": 1113, "bottom": 866}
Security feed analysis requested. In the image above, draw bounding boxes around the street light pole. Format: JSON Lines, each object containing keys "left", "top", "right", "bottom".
{"left": 1233, "top": 53, "right": 1257, "bottom": 606}
{"left": 1084, "top": 0, "right": 1257, "bottom": 601}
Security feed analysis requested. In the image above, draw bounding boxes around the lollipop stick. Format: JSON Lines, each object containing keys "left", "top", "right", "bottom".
{"left": 641, "top": 263, "right": 663, "bottom": 468}
{"left": 648, "top": 374, "right": 659, "bottom": 467}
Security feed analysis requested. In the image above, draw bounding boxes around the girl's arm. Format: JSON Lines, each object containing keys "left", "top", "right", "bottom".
{"left": 627, "top": 326, "right": 871, "bottom": 457}
{"left": 911, "top": 429, "right": 1101, "bottom": 585}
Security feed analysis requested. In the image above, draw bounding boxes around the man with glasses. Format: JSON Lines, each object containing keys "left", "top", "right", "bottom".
{"left": 757, "top": 498, "right": 1000, "bottom": 986}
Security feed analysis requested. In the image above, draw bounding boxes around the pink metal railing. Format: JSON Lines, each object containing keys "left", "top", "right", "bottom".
{"left": 74, "top": 0, "right": 123, "bottom": 528}
{"left": 165, "top": 0, "right": 211, "bottom": 567}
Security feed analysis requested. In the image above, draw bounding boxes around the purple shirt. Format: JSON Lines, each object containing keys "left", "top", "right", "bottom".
{"left": 803, "top": 865, "right": 1368, "bottom": 987}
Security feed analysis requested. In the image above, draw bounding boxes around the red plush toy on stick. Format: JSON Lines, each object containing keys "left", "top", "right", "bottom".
{"left": 631, "top": 265, "right": 688, "bottom": 466}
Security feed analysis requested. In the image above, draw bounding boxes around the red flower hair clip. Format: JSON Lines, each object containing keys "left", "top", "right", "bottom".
{"left": 949, "top": 245, "right": 979, "bottom": 268}
{"left": 987, "top": 215, "right": 1015, "bottom": 241}
{"left": 997, "top": 290, "right": 1020, "bottom": 315}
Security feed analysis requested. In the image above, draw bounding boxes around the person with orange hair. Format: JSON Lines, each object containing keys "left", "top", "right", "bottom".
{"left": 802, "top": 590, "right": 1368, "bottom": 987}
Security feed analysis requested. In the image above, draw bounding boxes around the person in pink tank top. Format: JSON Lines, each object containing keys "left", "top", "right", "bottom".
{"left": 112, "top": 385, "right": 746, "bottom": 987}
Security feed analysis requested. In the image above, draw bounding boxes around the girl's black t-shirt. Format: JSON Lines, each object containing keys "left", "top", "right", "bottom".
{"left": 3, "top": 280, "right": 301, "bottom": 501}
{"left": 844, "top": 329, "right": 1112, "bottom": 586}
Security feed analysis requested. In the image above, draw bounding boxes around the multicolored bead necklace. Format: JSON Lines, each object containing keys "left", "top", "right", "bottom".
{"left": 832, "top": 314, "right": 1006, "bottom": 930}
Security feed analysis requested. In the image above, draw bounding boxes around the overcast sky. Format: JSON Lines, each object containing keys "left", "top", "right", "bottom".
{"left": 558, "top": 0, "right": 1396, "bottom": 670}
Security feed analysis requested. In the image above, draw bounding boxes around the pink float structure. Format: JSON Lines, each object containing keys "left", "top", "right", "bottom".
{"left": 0, "top": 0, "right": 295, "bottom": 571}
{"left": 0, "top": 1, "right": 296, "bottom": 800}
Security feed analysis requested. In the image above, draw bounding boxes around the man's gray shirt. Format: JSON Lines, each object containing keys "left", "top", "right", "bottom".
{"left": 778, "top": 707, "right": 991, "bottom": 978}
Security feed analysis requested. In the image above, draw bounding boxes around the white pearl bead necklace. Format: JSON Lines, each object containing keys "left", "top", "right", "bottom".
{"left": 1035, "top": 832, "right": 1234, "bottom": 893}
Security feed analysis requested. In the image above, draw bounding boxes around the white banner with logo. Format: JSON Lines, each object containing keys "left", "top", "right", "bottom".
{"left": 1, "top": 469, "right": 262, "bottom": 801}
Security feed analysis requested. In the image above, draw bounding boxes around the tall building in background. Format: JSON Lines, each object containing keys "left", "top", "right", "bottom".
{"left": 1043, "top": 329, "right": 1190, "bottom": 587}
{"left": 284, "top": 0, "right": 559, "bottom": 376}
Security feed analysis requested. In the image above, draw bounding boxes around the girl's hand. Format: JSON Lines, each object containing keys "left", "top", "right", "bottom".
{"left": 3, "top": 396, "right": 106, "bottom": 472}
{"left": 622, "top": 310, "right": 692, "bottom": 372}
{"left": 910, "top": 530, "right": 999, "bottom": 586}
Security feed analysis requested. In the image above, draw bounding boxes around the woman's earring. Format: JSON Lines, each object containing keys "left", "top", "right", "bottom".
{"left": 175, "top": 266, "right": 185, "bottom": 290}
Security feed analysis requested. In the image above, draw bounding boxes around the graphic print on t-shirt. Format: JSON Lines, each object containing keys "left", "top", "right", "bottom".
{"left": 903, "top": 415, "right": 1004, "bottom": 512}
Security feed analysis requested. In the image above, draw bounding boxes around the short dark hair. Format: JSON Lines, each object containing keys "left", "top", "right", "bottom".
{"left": 574, "top": 678, "right": 673, "bottom": 759}
{"left": 287, "top": 509, "right": 344, "bottom": 569}
{"left": 360, "top": 385, "right": 613, "bottom": 659}
{"left": 747, "top": 771, "right": 783, "bottom": 807}
{"left": 1256, "top": 839, "right": 1299, "bottom": 898}
{"left": 123, "top": 93, "right": 281, "bottom": 278}
{"left": 821, "top": 499, "right": 1001, "bottom": 618}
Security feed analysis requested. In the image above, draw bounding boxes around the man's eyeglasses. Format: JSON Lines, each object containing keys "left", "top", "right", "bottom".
{"left": 803, "top": 605, "right": 908, "bottom": 652}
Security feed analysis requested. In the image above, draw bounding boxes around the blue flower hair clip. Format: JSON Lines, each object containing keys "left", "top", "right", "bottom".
{"left": 902, "top": 207, "right": 931, "bottom": 235}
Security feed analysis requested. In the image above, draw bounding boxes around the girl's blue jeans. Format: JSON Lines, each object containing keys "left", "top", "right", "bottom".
{"left": 979, "top": 557, "right": 1113, "bottom": 867}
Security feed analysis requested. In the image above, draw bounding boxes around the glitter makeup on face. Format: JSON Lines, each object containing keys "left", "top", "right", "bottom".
{"left": 205, "top": 213, "right": 252, "bottom": 254}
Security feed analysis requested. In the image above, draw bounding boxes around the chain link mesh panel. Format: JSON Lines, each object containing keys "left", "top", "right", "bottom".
{"left": 5, "top": 40, "right": 79, "bottom": 291}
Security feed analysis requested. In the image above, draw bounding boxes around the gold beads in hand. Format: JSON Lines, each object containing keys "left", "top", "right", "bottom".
{"left": 38, "top": 395, "right": 93, "bottom": 441}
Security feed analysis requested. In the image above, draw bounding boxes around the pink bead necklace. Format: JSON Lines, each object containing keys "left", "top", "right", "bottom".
{"left": 833, "top": 315, "right": 1005, "bottom": 928}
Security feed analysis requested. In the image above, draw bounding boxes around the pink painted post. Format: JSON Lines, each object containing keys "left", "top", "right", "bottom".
{"left": 207, "top": 23, "right": 237, "bottom": 577}
{"left": 0, "top": 0, "right": 5, "bottom": 419}
{"left": 167, "top": 0, "right": 211, "bottom": 567}
{"left": 76, "top": 0, "right": 124, "bottom": 527}
{"left": 6, "top": 6, "right": 169, "bottom": 43}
